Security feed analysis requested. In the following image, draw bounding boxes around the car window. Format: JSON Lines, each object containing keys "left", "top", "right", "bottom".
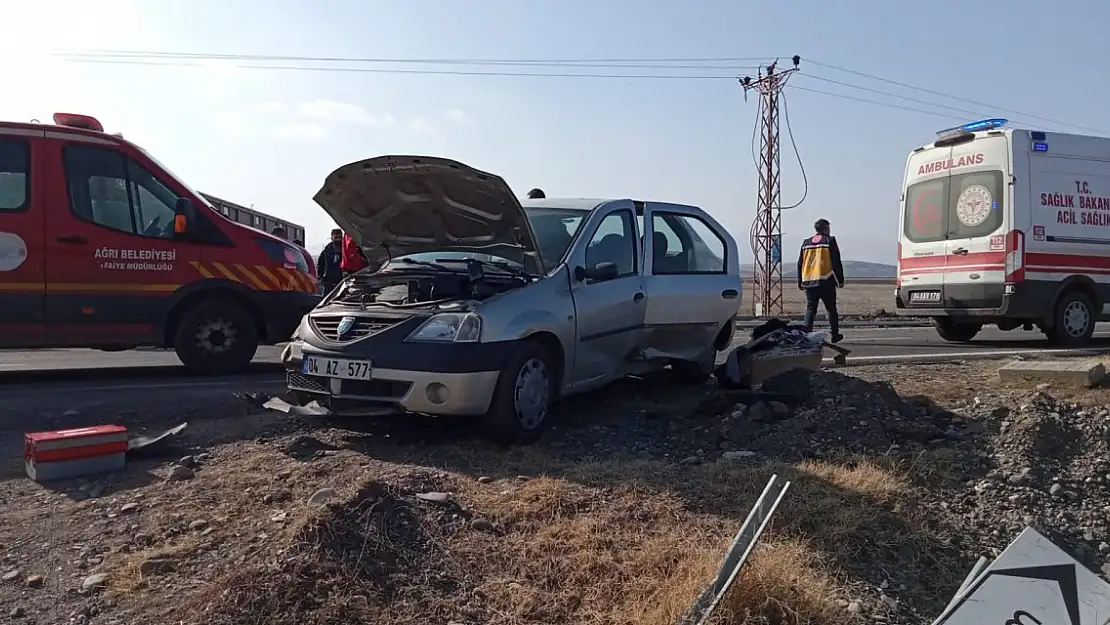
{"left": 0, "top": 139, "right": 30, "bottom": 212}
{"left": 584, "top": 210, "right": 637, "bottom": 279}
{"left": 63, "top": 145, "right": 180, "bottom": 239}
{"left": 650, "top": 213, "right": 726, "bottom": 275}
{"left": 524, "top": 207, "right": 586, "bottom": 266}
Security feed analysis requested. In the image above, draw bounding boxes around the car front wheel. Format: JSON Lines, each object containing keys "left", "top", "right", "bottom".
{"left": 481, "top": 341, "right": 554, "bottom": 444}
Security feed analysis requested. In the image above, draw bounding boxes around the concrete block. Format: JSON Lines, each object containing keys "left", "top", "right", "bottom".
{"left": 997, "top": 360, "right": 1107, "bottom": 388}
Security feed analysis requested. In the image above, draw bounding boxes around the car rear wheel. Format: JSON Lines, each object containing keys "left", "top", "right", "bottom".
{"left": 1046, "top": 290, "right": 1095, "bottom": 346}
{"left": 933, "top": 318, "right": 981, "bottom": 343}
{"left": 482, "top": 341, "right": 554, "bottom": 444}
{"left": 173, "top": 300, "right": 259, "bottom": 375}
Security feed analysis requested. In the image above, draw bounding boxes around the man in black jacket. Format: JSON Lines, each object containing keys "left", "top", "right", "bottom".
{"left": 317, "top": 228, "right": 344, "bottom": 293}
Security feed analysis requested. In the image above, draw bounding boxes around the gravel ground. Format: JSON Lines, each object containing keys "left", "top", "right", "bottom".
{"left": 2, "top": 358, "right": 1109, "bottom": 624}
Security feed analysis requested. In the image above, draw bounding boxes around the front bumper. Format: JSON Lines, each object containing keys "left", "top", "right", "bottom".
{"left": 281, "top": 341, "right": 501, "bottom": 416}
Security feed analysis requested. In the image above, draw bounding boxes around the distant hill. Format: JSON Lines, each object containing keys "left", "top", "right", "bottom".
{"left": 741, "top": 260, "right": 896, "bottom": 279}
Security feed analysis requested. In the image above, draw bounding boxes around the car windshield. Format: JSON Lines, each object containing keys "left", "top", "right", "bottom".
{"left": 390, "top": 251, "right": 521, "bottom": 267}
{"left": 524, "top": 207, "right": 586, "bottom": 266}
{"left": 388, "top": 208, "right": 587, "bottom": 271}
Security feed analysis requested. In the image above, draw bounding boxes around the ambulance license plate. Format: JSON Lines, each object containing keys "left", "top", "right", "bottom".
{"left": 909, "top": 290, "right": 942, "bottom": 303}
{"left": 302, "top": 356, "right": 372, "bottom": 381}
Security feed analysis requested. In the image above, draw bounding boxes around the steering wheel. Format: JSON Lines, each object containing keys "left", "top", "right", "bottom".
{"left": 141, "top": 215, "right": 165, "bottom": 237}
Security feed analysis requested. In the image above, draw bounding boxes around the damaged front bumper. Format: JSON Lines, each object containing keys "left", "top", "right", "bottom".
{"left": 279, "top": 340, "right": 502, "bottom": 416}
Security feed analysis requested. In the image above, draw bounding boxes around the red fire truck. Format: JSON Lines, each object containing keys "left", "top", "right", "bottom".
{"left": 0, "top": 113, "right": 320, "bottom": 374}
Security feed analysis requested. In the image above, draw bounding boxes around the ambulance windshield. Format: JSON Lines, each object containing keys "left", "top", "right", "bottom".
{"left": 904, "top": 169, "right": 1005, "bottom": 243}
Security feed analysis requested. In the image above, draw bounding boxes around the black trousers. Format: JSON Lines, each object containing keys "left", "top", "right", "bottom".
{"left": 803, "top": 281, "right": 839, "bottom": 334}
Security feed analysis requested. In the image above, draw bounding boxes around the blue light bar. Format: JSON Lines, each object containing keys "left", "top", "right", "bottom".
{"left": 936, "top": 118, "right": 1009, "bottom": 138}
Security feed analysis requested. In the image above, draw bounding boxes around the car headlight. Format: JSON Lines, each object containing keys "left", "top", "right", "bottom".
{"left": 405, "top": 312, "right": 482, "bottom": 343}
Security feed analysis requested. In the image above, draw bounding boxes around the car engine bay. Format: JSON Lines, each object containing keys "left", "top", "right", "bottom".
{"left": 326, "top": 262, "right": 529, "bottom": 310}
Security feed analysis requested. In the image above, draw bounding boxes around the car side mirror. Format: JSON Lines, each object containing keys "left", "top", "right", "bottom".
{"left": 579, "top": 261, "right": 619, "bottom": 283}
{"left": 173, "top": 197, "right": 195, "bottom": 236}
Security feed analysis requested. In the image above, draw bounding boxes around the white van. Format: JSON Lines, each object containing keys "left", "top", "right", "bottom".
{"left": 895, "top": 118, "right": 1110, "bottom": 346}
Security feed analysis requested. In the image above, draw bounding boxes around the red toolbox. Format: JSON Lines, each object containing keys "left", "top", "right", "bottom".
{"left": 25, "top": 425, "right": 128, "bottom": 482}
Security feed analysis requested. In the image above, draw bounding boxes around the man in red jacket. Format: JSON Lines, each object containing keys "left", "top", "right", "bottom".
{"left": 340, "top": 233, "right": 368, "bottom": 276}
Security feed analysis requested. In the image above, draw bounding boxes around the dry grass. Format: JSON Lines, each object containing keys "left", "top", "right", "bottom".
{"left": 126, "top": 444, "right": 959, "bottom": 625}
{"left": 740, "top": 281, "right": 895, "bottom": 317}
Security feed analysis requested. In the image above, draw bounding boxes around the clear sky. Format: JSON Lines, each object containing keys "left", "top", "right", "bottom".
{"left": 3, "top": 0, "right": 1105, "bottom": 264}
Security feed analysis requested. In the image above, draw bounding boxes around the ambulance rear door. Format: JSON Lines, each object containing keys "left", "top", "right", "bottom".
{"left": 900, "top": 146, "right": 951, "bottom": 308}
{"left": 941, "top": 134, "right": 1011, "bottom": 310}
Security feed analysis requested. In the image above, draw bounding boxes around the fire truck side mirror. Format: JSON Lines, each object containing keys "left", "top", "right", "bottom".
{"left": 173, "top": 197, "right": 195, "bottom": 236}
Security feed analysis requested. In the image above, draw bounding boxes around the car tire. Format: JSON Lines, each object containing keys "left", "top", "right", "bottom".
{"left": 481, "top": 341, "right": 554, "bottom": 445}
{"left": 173, "top": 300, "right": 259, "bottom": 375}
{"left": 1046, "top": 290, "right": 1096, "bottom": 347}
{"left": 933, "top": 318, "right": 981, "bottom": 343}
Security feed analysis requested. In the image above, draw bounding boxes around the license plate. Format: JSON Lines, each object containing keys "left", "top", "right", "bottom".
{"left": 301, "top": 356, "right": 372, "bottom": 380}
{"left": 909, "top": 290, "right": 942, "bottom": 303}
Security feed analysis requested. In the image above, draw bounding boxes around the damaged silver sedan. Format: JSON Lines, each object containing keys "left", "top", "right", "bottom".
{"left": 280, "top": 155, "right": 742, "bottom": 443}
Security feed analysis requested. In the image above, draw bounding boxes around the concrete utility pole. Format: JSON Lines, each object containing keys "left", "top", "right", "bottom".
{"left": 740, "top": 55, "right": 800, "bottom": 317}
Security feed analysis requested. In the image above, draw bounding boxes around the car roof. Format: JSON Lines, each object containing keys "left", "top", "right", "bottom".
{"left": 521, "top": 197, "right": 704, "bottom": 215}
{"left": 520, "top": 198, "right": 610, "bottom": 212}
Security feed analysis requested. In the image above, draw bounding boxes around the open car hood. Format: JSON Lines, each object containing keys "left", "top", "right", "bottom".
{"left": 313, "top": 155, "right": 543, "bottom": 273}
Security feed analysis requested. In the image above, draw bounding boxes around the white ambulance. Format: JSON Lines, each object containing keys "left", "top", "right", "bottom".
{"left": 895, "top": 118, "right": 1110, "bottom": 346}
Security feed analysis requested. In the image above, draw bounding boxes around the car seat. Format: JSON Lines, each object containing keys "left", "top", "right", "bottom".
{"left": 652, "top": 231, "right": 670, "bottom": 273}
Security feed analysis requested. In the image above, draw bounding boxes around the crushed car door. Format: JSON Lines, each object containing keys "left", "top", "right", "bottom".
{"left": 642, "top": 203, "right": 739, "bottom": 362}
{"left": 564, "top": 202, "right": 646, "bottom": 387}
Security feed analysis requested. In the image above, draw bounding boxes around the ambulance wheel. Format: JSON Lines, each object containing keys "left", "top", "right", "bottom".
{"left": 1046, "top": 290, "right": 1095, "bottom": 346}
{"left": 173, "top": 300, "right": 260, "bottom": 375}
{"left": 934, "top": 318, "right": 981, "bottom": 343}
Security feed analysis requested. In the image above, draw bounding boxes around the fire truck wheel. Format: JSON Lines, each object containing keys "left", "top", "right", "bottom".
{"left": 173, "top": 300, "right": 260, "bottom": 375}
{"left": 933, "top": 318, "right": 981, "bottom": 342}
{"left": 1046, "top": 290, "right": 1095, "bottom": 347}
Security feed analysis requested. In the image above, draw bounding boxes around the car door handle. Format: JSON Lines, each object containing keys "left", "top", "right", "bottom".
{"left": 721, "top": 289, "right": 739, "bottom": 300}
{"left": 951, "top": 247, "right": 969, "bottom": 255}
{"left": 633, "top": 292, "right": 645, "bottom": 302}
{"left": 56, "top": 236, "right": 89, "bottom": 245}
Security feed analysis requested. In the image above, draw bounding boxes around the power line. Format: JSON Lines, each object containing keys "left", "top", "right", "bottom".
{"left": 42, "top": 50, "right": 1101, "bottom": 132}
{"left": 787, "top": 84, "right": 971, "bottom": 121}
{"left": 805, "top": 58, "right": 1108, "bottom": 135}
{"left": 53, "top": 56, "right": 750, "bottom": 80}
{"left": 50, "top": 49, "right": 774, "bottom": 65}
{"left": 797, "top": 73, "right": 993, "bottom": 120}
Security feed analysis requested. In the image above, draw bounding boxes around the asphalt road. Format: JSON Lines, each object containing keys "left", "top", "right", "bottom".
{"left": 4, "top": 324, "right": 1110, "bottom": 437}
{"left": 6, "top": 323, "right": 1110, "bottom": 377}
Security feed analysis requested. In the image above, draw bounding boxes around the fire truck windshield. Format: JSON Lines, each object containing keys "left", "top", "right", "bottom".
{"left": 133, "top": 144, "right": 214, "bottom": 210}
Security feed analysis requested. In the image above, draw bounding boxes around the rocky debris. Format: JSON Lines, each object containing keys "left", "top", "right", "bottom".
{"left": 25, "top": 574, "right": 43, "bottom": 588}
{"left": 470, "top": 518, "right": 496, "bottom": 532}
{"left": 166, "top": 465, "right": 195, "bottom": 481}
{"left": 139, "top": 558, "right": 176, "bottom": 576}
{"left": 80, "top": 573, "right": 107, "bottom": 594}
{"left": 307, "top": 487, "right": 335, "bottom": 506}
{"left": 415, "top": 491, "right": 451, "bottom": 504}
